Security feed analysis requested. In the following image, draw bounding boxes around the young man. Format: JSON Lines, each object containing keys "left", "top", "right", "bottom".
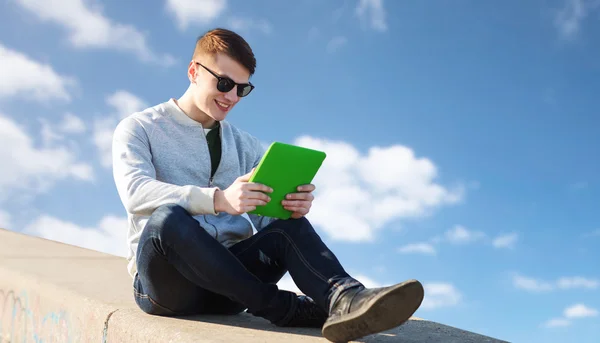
{"left": 112, "top": 28, "right": 424, "bottom": 342}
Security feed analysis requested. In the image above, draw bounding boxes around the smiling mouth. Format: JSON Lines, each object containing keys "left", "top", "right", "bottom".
{"left": 215, "top": 100, "right": 231, "bottom": 111}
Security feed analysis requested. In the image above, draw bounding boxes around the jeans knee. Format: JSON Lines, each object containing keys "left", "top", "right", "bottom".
{"left": 146, "top": 204, "right": 192, "bottom": 244}
{"left": 277, "top": 217, "right": 316, "bottom": 236}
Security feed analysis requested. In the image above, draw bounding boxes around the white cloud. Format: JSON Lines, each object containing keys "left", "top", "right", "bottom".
{"left": 24, "top": 214, "right": 128, "bottom": 257}
{"left": 355, "top": 0, "right": 387, "bottom": 32}
{"left": 94, "top": 90, "right": 147, "bottom": 168}
{"left": 166, "top": 0, "right": 227, "bottom": 31}
{"left": 295, "top": 136, "right": 463, "bottom": 242}
{"left": 565, "top": 303, "right": 598, "bottom": 318}
{"left": 39, "top": 113, "right": 86, "bottom": 146}
{"left": 326, "top": 36, "right": 348, "bottom": 54}
{"left": 513, "top": 274, "right": 598, "bottom": 292}
{"left": 554, "top": 0, "right": 588, "bottom": 40}
{"left": 421, "top": 282, "right": 462, "bottom": 310}
{"left": 59, "top": 113, "right": 86, "bottom": 134}
{"left": 15, "top": 0, "right": 175, "bottom": 66}
{"left": 0, "top": 43, "right": 76, "bottom": 102}
{"left": 40, "top": 119, "right": 65, "bottom": 145}
{"left": 227, "top": 17, "right": 272, "bottom": 35}
{"left": 69, "top": 164, "right": 95, "bottom": 181}
{"left": 0, "top": 210, "right": 11, "bottom": 229}
{"left": 0, "top": 113, "right": 94, "bottom": 200}
{"left": 557, "top": 277, "right": 599, "bottom": 290}
{"left": 544, "top": 303, "right": 598, "bottom": 328}
{"left": 544, "top": 318, "right": 571, "bottom": 328}
{"left": 398, "top": 243, "right": 437, "bottom": 256}
{"left": 445, "top": 225, "right": 485, "bottom": 244}
{"left": 94, "top": 116, "right": 120, "bottom": 167}
{"left": 492, "top": 232, "right": 518, "bottom": 249}
{"left": 106, "top": 90, "right": 148, "bottom": 120}
{"left": 513, "top": 274, "right": 554, "bottom": 292}
{"left": 406, "top": 225, "right": 517, "bottom": 254}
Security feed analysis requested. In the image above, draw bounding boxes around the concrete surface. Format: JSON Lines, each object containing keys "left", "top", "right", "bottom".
{"left": 0, "top": 228, "right": 510, "bottom": 342}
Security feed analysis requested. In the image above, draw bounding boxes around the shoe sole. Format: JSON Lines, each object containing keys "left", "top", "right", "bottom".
{"left": 321, "top": 279, "right": 424, "bottom": 342}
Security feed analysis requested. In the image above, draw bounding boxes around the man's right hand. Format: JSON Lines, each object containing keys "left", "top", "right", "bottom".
{"left": 214, "top": 168, "right": 273, "bottom": 215}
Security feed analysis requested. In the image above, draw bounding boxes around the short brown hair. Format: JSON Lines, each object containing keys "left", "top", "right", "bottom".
{"left": 192, "top": 28, "right": 256, "bottom": 75}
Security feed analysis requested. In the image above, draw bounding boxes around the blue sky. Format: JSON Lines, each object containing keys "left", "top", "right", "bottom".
{"left": 1, "top": 0, "right": 599, "bottom": 342}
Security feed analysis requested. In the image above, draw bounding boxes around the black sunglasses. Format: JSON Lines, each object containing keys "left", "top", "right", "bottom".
{"left": 195, "top": 62, "right": 255, "bottom": 97}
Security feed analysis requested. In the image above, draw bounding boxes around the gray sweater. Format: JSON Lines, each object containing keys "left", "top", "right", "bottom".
{"left": 112, "top": 98, "right": 275, "bottom": 279}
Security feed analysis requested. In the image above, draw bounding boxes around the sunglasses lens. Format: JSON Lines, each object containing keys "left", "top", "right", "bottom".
{"left": 217, "top": 79, "right": 235, "bottom": 93}
{"left": 238, "top": 85, "right": 253, "bottom": 97}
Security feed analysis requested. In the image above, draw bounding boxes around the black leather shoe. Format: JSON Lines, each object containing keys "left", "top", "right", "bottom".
{"left": 280, "top": 295, "right": 328, "bottom": 328}
{"left": 322, "top": 279, "right": 424, "bottom": 342}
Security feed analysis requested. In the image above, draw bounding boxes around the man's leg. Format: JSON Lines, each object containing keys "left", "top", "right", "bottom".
{"left": 134, "top": 204, "right": 296, "bottom": 324}
{"left": 134, "top": 203, "right": 423, "bottom": 340}
{"left": 235, "top": 216, "right": 424, "bottom": 342}
{"left": 133, "top": 253, "right": 245, "bottom": 316}
{"left": 229, "top": 216, "right": 363, "bottom": 314}
{"left": 226, "top": 216, "right": 363, "bottom": 327}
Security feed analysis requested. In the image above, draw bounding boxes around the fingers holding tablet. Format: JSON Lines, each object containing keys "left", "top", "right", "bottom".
{"left": 216, "top": 172, "right": 274, "bottom": 215}
{"left": 247, "top": 142, "right": 326, "bottom": 219}
{"left": 285, "top": 192, "right": 314, "bottom": 201}
{"left": 242, "top": 182, "right": 273, "bottom": 195}
{"left": 296, "top": 184, "right": 316, "bottom": 193}
{"left": 242, "top": 189, "right": 271, "bottom": 203}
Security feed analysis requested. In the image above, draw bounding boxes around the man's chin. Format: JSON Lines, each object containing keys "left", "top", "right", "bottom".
{"left": 208, "top": 113, "right": 225, "bottom": 122}
{"left": 209, "top": 108, "right": 231, "bottom": 122}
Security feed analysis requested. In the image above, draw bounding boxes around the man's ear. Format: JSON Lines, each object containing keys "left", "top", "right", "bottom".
{"left": 187, "top": 61, "right": 197, "bottom": 83}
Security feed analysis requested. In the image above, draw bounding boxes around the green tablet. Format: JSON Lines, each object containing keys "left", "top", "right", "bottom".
{"left": 248, "top": 142, "right": 326, "bottom": 219}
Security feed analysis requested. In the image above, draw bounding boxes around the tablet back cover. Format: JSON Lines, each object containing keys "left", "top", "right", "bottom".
{"left": 248, "top": 142, "right": 326, "bottom": 219}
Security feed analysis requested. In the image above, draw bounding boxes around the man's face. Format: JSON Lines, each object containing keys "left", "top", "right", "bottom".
{"left": 191, "top": 52, "right": 251, "bottom": 123}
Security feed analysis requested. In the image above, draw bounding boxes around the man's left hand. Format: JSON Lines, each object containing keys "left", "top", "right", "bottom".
{"left": 282, "top": 184, "right": 315, "bottom": 219}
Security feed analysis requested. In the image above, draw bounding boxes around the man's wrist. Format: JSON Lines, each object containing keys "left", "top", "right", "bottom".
{"left": 214, "top": 189, "right": 224, "bottom": 213}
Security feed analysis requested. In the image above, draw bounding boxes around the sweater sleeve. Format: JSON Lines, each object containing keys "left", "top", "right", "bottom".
{"left": 246, "top": 139, "right": 277, "bottom": 230}
{"left": 112, "top": 117, "right": 218, "bottom": 216}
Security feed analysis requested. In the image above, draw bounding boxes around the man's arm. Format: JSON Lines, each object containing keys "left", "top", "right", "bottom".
{"left": 112, "top": 117, "right": 219, "bottom": 216}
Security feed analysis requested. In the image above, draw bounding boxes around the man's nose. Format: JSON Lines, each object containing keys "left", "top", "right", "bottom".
{"left": 224, "top": 87, "right": 239, "bottom": 102}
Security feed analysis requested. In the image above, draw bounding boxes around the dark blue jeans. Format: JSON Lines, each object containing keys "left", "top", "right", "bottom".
{"left": 133, "top": 204, "right": 362, "bottom": 325}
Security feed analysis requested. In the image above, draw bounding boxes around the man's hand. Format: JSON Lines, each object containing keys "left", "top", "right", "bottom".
{"left": 214, "top": 168, "right": 273, "bottom": 215}
{"left": 282, "top": 184, "right": 316, "bottom": 219}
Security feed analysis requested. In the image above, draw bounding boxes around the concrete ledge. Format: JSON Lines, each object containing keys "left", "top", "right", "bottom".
{"left": 0, "top": 228, "right": 509, "bottom": 342}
